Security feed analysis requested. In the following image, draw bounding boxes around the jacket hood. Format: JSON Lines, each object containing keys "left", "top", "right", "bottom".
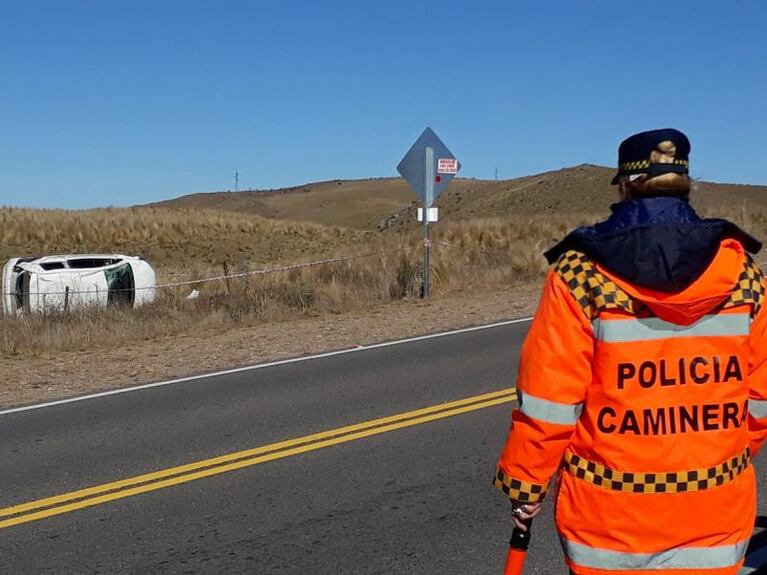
{"left": 544, "top": 197, "right": 762, "bottom": 324}
{"left": 545, "top": 196, "right": 761, "bottom": 293}
{"left": 602, "top": 239, "right": 746, "bottom": 325}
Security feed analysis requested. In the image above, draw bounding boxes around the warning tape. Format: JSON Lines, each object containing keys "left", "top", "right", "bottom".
{"left": 1, "top": 253, "right": 379, "bottom": 298}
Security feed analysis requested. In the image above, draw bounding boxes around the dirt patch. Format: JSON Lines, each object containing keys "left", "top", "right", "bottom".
{"left": 0, "top": 282, "right": 541, "bottom": 409}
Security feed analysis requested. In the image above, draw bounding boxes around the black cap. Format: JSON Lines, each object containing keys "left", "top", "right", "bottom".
{"left": 611, "top": 128, "right": 690, "bottom": 185}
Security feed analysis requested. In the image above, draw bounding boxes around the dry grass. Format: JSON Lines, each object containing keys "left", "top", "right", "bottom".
{"left": 0, "top": 206, "right": 369, "bottom": 269}
{"left": 0, "top": 212, "right": 592, "bottom": 358}
{"left": 3, "top": 201, "right": 766, "bottom": 360}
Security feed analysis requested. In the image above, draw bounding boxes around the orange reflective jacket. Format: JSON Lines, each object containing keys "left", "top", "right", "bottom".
{"left": 496, "top": 239, "right": 767, "bottom": 575}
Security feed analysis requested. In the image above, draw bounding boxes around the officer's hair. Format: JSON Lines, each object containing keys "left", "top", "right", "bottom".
{"left": 619, "top": 173, "right": 691, "bottom": 199}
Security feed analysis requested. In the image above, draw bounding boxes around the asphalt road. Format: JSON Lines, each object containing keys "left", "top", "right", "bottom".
{"left": 2, "top": 320, "right": 766, "bottom": 574}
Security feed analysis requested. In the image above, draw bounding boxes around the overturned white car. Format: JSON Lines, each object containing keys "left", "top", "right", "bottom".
{"left": 2, "top": 254, "right": 157, "bottom": 315}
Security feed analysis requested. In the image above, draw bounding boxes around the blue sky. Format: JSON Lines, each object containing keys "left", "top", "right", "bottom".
{"left": 1, "top": 1, "right": 765, "bottom": 209}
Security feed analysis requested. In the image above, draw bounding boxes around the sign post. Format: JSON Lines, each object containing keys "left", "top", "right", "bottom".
{"left": 423, "top": 146, "right": 434, "bottom": 297}
{"left": 397, "top": 128, "right": 460, "bottom": 298}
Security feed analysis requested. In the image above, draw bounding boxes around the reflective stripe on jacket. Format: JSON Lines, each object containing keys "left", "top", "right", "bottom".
{"left": 496, "top": 239, "right": 767, "bottom": 575}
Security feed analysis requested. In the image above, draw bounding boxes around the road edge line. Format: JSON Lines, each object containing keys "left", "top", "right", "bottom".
{"left": 0, "top": 317, "right": 532, "bottom": 416}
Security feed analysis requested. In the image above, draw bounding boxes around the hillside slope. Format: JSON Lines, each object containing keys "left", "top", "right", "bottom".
{"left": 151, "top": 165, "right": 767, "bottom": 231}
{"left": 148, "top": 179, "right": 415, "bottom": 230}
{"left": 0, "top": 207, "right": 370, "bottom": 268}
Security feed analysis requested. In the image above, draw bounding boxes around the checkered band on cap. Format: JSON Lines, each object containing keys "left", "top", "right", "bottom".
{"left": 554, "top": 251, "right": 642, "bottom": 320}
{"left": 493, "top": 466, "right": 549, "bottom": 503}
{"left": 722, "top": 254, "right": 765, "bottom": 317}
{"left": 618, "top": 159, "right": 689, "bottom": 173}
{"left": 563, "top": 449, "right": 750, "bottom": 494}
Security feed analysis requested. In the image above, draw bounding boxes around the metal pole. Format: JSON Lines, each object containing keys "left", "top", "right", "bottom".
{"left": 423, "top": 216, "right": 430, "bottom": 298}
{"left": 423, "top": 147, "right": 434, "bottom": 298}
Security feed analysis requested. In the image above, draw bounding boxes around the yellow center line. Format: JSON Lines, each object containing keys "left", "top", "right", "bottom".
{"left": 0, "top": 388, "right": 516, "bottom": 529}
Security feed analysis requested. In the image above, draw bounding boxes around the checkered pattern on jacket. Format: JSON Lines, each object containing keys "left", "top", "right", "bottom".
{"left": 563, "top": 449, "right": 750, "bottom": 494}
{"left": 554, "top": 250, "right": 765, "bottom": 319}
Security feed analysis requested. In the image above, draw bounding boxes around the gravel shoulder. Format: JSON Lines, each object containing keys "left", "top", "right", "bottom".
{"left": 0, "top": 282, "right": 541, "bottom": 409}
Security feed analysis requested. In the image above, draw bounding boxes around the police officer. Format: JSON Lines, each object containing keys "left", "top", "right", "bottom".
{"left": 496, "top": 129, "right": 767, "bottom": 575}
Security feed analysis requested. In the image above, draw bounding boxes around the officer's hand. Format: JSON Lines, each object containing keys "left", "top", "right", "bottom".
{"left": 510, "top": 501, "right": 541, "bottom": 532}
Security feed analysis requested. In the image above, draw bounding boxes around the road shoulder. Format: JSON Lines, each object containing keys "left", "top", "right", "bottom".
{"left": 1, "top": 282, "right": 540, "bottom": 409}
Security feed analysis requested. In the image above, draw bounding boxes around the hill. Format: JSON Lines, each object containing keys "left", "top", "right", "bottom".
{"left": 9, "top": 164, "right": 764, "bottom": 269}
{"left": 147, "top": 179, "right": 415, "bottom": 230}
{"left": 149, "top": 165, "right": 767, "bottom": 231}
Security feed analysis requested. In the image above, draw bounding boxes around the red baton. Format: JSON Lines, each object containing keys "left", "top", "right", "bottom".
{"left": 503, "top": 519, "right": 532, "bottom": 575}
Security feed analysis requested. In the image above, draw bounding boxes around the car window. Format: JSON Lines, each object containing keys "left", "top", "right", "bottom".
{"left": 40, "top": 262, "right": 66, "bottom": 270}
{"left": 67, "top": 258, "right": 121, "bottom": 269}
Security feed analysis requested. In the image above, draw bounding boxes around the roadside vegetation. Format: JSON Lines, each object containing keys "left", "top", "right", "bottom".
{"left": 2, "top": 197, "right": 765, "bottom": 359}
{"left": 0, "top": 210, "right": 593, "bottom": 357}
{"left": 0, "top": 206, "right": 370, "bottom": 268}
